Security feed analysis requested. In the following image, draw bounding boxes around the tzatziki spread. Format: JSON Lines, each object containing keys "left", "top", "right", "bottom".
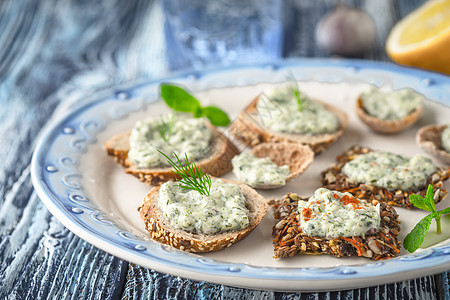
{"left": 360, "top": 88, "right": 424, "bottom": 121}
{"left": 158, "top": 179, "right": 249, "bottom": 234}
{"left": 256, "top": 86, "right": 339, "bottom": 135}
{"left": 297, "top": 188, "right": 380, "bottom": 238}
{"left": 231, "top": 152, "right": 290, "bottom": 187}
{"left": 441, "top": 124, "right": 450, "bottom": 153}
{"left": 128, "top": 114, "right": 212, "bottom": 168}
{"left": 342, "top": 151, "right": 436, "bottom": 191}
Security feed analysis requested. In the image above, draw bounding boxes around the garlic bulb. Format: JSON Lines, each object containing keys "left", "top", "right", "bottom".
{"left": 315, "top": 5, "right": 377, "bottom": 56}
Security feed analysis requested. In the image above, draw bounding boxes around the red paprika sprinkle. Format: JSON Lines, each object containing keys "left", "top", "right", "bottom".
{"left": 302, "top": 208, "right": 312, "bottom": 221}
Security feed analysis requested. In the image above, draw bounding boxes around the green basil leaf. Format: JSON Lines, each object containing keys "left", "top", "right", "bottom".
{"left": 160, "top": 84, "right": 201, "bottom": 113}
{"left": 193, "top": 106, "right": 204, "bottom": 118}
{"left": 202, "top": 106, "right": 231, "bottom": 126}
{"left": 403, "top": 214, "right": 433, "bottom": 253}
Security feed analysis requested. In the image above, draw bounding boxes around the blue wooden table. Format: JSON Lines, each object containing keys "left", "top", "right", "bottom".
{"left": 0, "top": 0, "right": 448, "bottom": 299}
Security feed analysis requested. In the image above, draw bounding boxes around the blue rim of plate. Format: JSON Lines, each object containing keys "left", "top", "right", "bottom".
{"left": 31, "top": 58, "right": 450, "bottom": 285}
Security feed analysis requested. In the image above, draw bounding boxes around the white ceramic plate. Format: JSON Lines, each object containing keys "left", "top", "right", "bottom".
{"left": 31, "top": 59, "right": 450, "bottom": 292}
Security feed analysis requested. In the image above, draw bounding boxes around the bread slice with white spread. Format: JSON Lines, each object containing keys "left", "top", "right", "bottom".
{"left": 229, "top": 95, "right": 348, "bottom": 154}
{"left": 231, "top": 142, "right": 314, "bottom": 189}
{"left": 321, "top": 145, "right": 450, "bottom": 208}
{"left": 270, "top": 192, "right": 401, "bottom": 260}
{"left": 356, "top": 97, "right": 422, "bottom": 134}
{"left": 105, "top": 122, "right": 239, "bottom": 186}
{"left": 416, "top": 124, "right": 450, "bottom": 165}
{"left": 138, "top": 178, "right": 267, "bottom": 252}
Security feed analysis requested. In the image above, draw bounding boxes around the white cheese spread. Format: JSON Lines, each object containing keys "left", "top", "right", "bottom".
{"left": 360, "top": 88, "right": 424, "bottom": 121}
{"left": 231, "top": 152, "right": 290, "bottom": 187}
{"left": 441, "top": 125, "right": 450, "bottom": 153}
{"left": 256, "top": 86, "right": 339, "bottom": 135}
{"left": 342, "top": 151, "right": 436, "bottom": 191}
{"left": 128, "top": 114, "right": 212, "bottom": 168}
{"left": 297, "top": 188, "right": 380, "bottom": 238}
{"left": 158, "top": 179, "right": 249, "bottom": 234}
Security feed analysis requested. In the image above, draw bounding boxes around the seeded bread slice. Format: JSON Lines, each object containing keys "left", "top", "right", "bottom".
{"left": 321, "top": 145, "right": 450, "bottom": 208}
{"left": 138, "top": 178, "right": 268, "bottom": 253}
{"left": 248, "top": 142, "right": 314, "bottom": 189}
{"left": 269, "top": 193, "right": 401, "bottom": 260}
{"left": 356, "top": 98, "right": 423, "bottom": 134}
{"left": 105, "top": 123, "right": 239, "bottom": 186}
{"left": 229, "top": 95, "right": 348, "bottom": 154}
{"left": 416, "top": 124, "right": 450, "bottom": 165}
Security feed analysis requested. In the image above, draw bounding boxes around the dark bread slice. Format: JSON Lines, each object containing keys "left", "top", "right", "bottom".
{"left": 416, "top": 124, "right": 450, "bottom": 165}
{"left": 321, "top": 145, "right": 450, "bottom": 208}
{"left": 105, "top": 122, "right": 239, "bottom": 185}
{"left": 269, "top": 193, "right": 401, "bottom": 260}
{"left": 138, "top": 178, "right": 267, "bottom": 252}
{"left": 356, "top": 98, "right": 423, "bottom": 134}
{"left": 248, "top": 142, "right": 314, "bottom": 189}
{"left": 229, "top": 95, "right": 348, "bottom": 154}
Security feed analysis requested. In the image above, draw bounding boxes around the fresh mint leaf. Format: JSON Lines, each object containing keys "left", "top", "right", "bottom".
{"left": 439, "top": 207, "right": 450, "bottom": 215}
{"left": 409, "top": 194, "right": 432, "bottom": 212}
{"left": 202, "top": 106, "right": 231, "bottom": 126}
{"left": 409, "top": 185, "right": 436, "bottom": 213}
{"left": 424, "top": 184, "right": 436, "bottom": 212}
{"left": 404, "top": 184, "right": 450, "bottom": 252}
{"left": 403, "top": 214, "right": 433, "bottom": 253}
{"left": 161, "top": 84, "right": 201, "bottom": 113}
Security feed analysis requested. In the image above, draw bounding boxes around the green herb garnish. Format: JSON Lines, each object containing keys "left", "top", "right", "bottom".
{"left": 156, "top": 113, "right": 175, "bottom": 142}
{"left": 287, "top": 74, "right": 307, "bottom": 112}
{"left": 160, "top": 84, "right": 231, "bottom": 126}
{"left": 403, "top": 184, "right": 450, "bottom": 253}
{"left": 158, "top": 150, "right": 212, "bottom": 196}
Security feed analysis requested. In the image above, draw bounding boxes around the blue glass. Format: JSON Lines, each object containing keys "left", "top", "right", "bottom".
{"left": 163, "top": 0, "right": 284, "bottom": 70}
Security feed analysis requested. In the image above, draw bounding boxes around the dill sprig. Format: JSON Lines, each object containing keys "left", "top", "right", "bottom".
{"left": 158, "top": 150, "right": 212, "bottom": 196}
{"left": 156, "top": 118, "right": 168, "bottom": 142}
{"left": 156, "top": 113, "right": 175, "bottom": 142}
{"left": 287, "top": 73, "right": 307, "bottom": 111}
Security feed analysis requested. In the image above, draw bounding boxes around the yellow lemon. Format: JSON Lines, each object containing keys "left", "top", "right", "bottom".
{"left": 386, "top": 0, "right": 450, "bottom": 74}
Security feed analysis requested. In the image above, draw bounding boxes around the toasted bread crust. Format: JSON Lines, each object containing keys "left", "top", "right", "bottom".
{"left": 229, "top": 95, "right": 348, "bottom": 154}
{"left": 138, "top": 178, "right": 267, "bottom": 252}
{"left": 356, "top": 98, "right": 423, "bottom": 134}
{"left": 269, "top": 193, "right": 401, "bottom": 260}
{"left": 416, "top": 124, "right": 450, "bottom": 165}
{"left": 248, "top": 142, "right": 314, "bottom": 189}
{"left": 321, "top": 145, "right": 450, "bottom": 208}
{"left": 105, "top": 123, "right": 239, "bottom": 185}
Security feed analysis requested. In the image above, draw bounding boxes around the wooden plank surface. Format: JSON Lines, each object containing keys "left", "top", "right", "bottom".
{"left": 0, "top": 0, "right": 448, "bottom": 299}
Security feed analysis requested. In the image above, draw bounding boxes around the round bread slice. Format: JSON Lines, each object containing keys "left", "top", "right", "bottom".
{"left": 138, "top": 178, "right": 268, "bottom": 253}
{"left": 229, "top": 95, "right": 348, "bottom": 154}
{"left": 416, "top": 124, "right": 450, "bottom": 165}
{"left": 248, "top": 142, "right": 314, "bottom": 189}
{"left": 356, "top": 98, "right": 422, "bottom": 134}
{"left": 105, "top": 122, "right": 239, "bottom": 186}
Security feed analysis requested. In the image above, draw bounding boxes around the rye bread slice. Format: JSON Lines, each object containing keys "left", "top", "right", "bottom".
{"left": 248, "top": 142, "right": 314, "bottom": 189}
{"left": 321, "top": 145, "right": 450, "bottom": 208}
{"left": 356, "top": 98, "right": 423, "bottom": 134}
{"left": 416, "top": 124, "right": 450, "bottom": 165}
{"left": 229, "top": 95, "right": 348, "bottom": 154}
{"left": 105, "top": 122, "right": 239, "bottom": 186}
{"left": 269, "top": 193, "right": 401, "bottom": 260}
{"left": 138, "top": 178, "right": 268, "bottom": 253}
